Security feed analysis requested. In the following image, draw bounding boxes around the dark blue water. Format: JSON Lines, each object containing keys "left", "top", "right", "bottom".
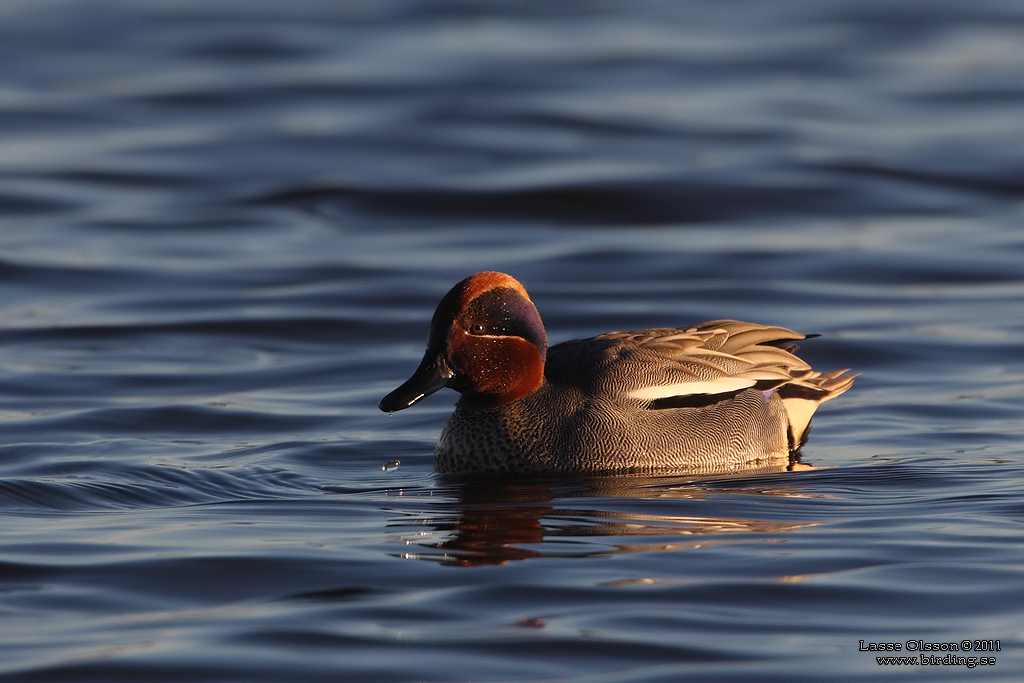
{"left": 1, "top": 1, "right": 1023, "bottom": 680}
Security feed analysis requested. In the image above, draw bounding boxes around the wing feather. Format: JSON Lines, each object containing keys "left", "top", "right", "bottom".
{"left": 615, "top": 322, "right": 812, "bottom": 402}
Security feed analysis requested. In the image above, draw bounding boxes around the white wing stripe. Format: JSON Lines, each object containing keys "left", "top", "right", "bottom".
{"left": 628, "top": 377, "right": 756, "bottom": 401}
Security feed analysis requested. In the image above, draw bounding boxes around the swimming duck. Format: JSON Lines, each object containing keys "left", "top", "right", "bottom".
{"left": 380, "top": 272, "right": 854, "bottom": 475}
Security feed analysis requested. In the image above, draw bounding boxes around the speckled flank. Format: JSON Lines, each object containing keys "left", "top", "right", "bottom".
{"left": 436, "top": 386, "right": 792, "bottom": 475}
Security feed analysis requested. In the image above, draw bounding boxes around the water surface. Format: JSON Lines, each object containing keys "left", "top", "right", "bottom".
{"left": 1, "top": 1, "right": 1023, "bottom": 681}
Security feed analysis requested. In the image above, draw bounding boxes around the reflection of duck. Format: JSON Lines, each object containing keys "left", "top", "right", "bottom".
{"left": 398, "top": 473, "right": 819, "bottom": 567}
{"left": 380, "top": 272, "right": 854, "bottom": 476}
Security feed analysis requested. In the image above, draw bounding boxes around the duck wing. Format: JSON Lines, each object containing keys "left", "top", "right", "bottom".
{"left": 546, "top": 320, "right": 855, "bottom": 451}
{"left": 548, "top": 319, "right": 853, "bottom": 405}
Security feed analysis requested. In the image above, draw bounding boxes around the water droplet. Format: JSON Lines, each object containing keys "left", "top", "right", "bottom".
{"left": 382, "top": 459, "right": 400, "bottom": 472}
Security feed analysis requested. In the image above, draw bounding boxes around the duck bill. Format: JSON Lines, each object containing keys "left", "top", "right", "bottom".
{"left": 379, "top": 354, "right": 454, "bottom": 412}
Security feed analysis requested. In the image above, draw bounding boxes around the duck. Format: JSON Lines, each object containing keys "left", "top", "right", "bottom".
{"left": 379, "top": 272, "right": 854, "bottom": 475}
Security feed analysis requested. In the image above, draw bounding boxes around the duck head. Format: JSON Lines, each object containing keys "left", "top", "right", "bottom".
{"left": 379, "top": 272, "right": 548, "bottom": 412}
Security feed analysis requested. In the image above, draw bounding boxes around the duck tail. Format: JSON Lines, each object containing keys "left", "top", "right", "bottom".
{"left": 778, "top": 370, "right": 857, "bottom": 450}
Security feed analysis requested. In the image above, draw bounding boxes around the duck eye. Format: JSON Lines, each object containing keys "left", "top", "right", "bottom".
{"left": 469, "top": 323, "right": 487, "bottom": 335}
